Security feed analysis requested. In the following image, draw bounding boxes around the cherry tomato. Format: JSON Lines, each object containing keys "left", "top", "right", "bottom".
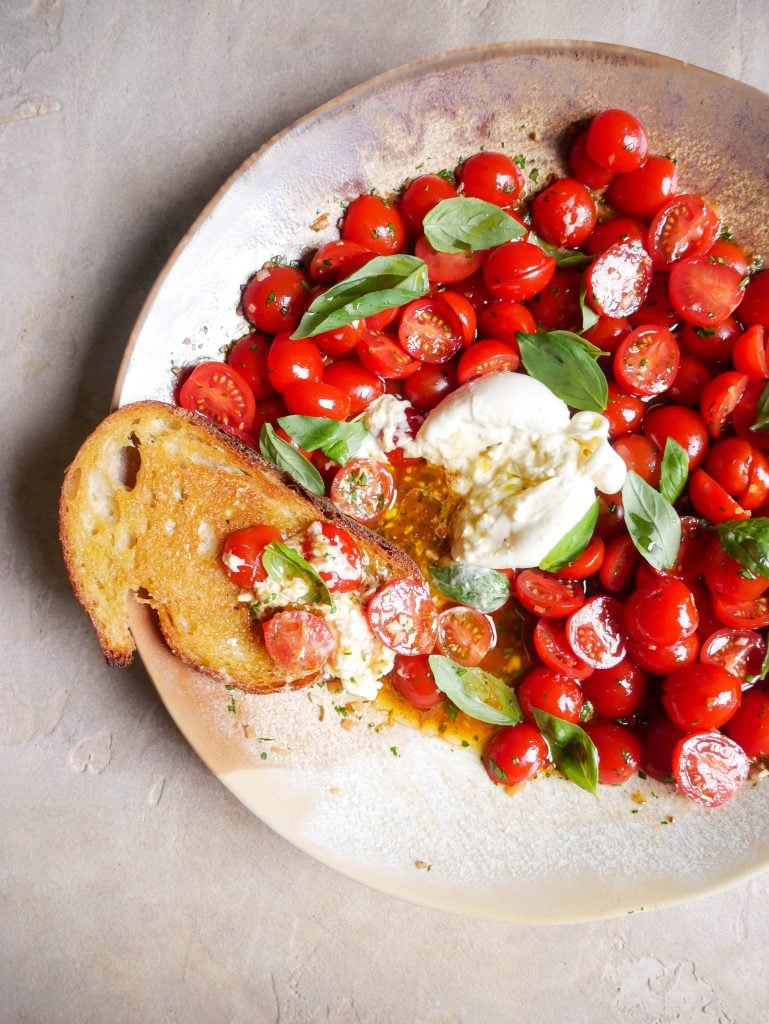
{"left": 567, "top": 129, "right": 614, "bottom": 189}
{"left": 437, "top": 606, "right": 496, "bottom": 667}
{"left": 713, "top": 594, "right": 769, "bottom": 630}
{"left": 262, "top": 609, "right": 336, "bottom": 676}
{"left": 585, "top": 218, "right": 646, "bottom": 256}
{"left": 663, "top": 663, "right": 741, "bottom": 731}
{"left": 250, "top": 394, "right": 287, "bottom": 437}
{"left": 402, "top": 364, "right": 454, "bottom": 410}
{"left": 732, "top": 325, "right": 769, "bottom": 379}
{"left": 613, "top": 325, "right": 680, "bottom": 396}
{"left": 725, "top": 687, "right": 769, "bottom": 758}
{"left": 414, "top": 235, "right": 484, "bottom": 285}
{"left": 605, "top": 156, "right": 678, "bottom": 218}
{"left": 458, "top": 151, "right": 525, "bottom": 207}
{"left": 312, "top": 320, "right": 366, "bottom": 359}
{"left": 483, "top": 240, "right": 555, "bottom": 301}
{"left": 640, "top": 715, "right": 686, "bottom": 781}
{"left": 221, "top": 524, "right": 282, "bottom": 589}
{"left": 266, "top": 332, "right": 323, "bottom": 393}
{"left": 668, "top": 353, "right": 712, "bottom": 407}
{"left": 392, "top": 655, "right": 444, "bottom": 711}
{"left": 658, "top": 516, "right": 709, "bottom": 582}
{"left": 641, "top": 404, "right": 709, "bottom": 470}
{"left": 342, "top": 194, "right": 406, "bottom": 255}
{"left": 533, "top": 618, "right": 593, "bottom": 681}
{"left": 309, "top": 240, "right": 372, "bottom": 284}
{"left": 227, "top": 334, "right": 274, "bottom": 400}
{"left": 627, "top": 273, "right": 680, "bottom": 331}
{"left": 585, "top": 242, "right": 652, "bottom": 318}
{"left": 483, "top": 723, "right": 549, "bottom": 786}
{"left": 242, "top": 266, "right": 310, "bottom": 334}
{"left": 514, "top": 570, "right": 585, "bottom": 618}
{"left": 555, "top": 536, "right": 605, "bottom": 580}
{"left": 699, "top": 371, "right": 749, "bottom": 438}
{"left": 531, "top": 178, "right": 598, "bottom": 249}
{"left": 583, "top": 315, "right": 631, "bottom": 355}
{"left": 688, "top": 469, "right": 750, "bottom": 523}
{"left": 478, "top": 299, "right": 536, "bottom": 343}
{"left": 586, "top": 109, "right": 648, "bottom": 173}
{"left": 738, "top": 270, "right": 769, "bottom": 331}
{"left": 517, "top": 667, "right": 585, "bottom": 724}
{"left": 398, "top": 296, "right": 464, "bottom": 364}
{"left": 456, "top": 339, "right": 520, "bottom": 384}
{"left": 599, "top": 534, "right": 640, "bottom": 593}
{"left": 365, "top": 306, "right": 399, "bottom": 332}
{"left": 647, "top": 194, "right": 720, "bottom": 269}
{"left": 707, "top": 239, "right": 751, "bottom": 278}
{"left": 366, "top": 578, "right": 438, "bottom": 655}
{"left": 733, "top": 378, "right": 769, "bottom": 452}
{"left": 566, "top": 595, "right": 626, "bottom": 669}
{"left": 584, "top": 720, "right": 641, "bottom": 784}
{"left": 705, "top": 438, "right": 769, "bottom": 510}
{"left": 283, "top": 382, "right": 351, "bottom": 420}
{"left": 581, "top": 659, "right": 648, "bottom": 719}
{"left": 301, "top": 521, "right": 363, "bottom": 593}
{"left": 453, "top": 271, "right": 493, "bottom": 314}
{"left": 357, "top": 330, "right": 421, "bottom": 379}
{"left": 179, "top": 361, "right": 257, "bottom": 432}
{"left": 322, "top": 359, "right": 384, "bottom": 416}
{"left": 625, "top": 578, "right": 699, "bottom": 646}
{"left": 700, "top": 628, "right": 766, "bottom": 685}
{"left": 703, "top": 536, "right": 768, "bottom": 602}
{"left": 672, "top": 731, "right": 749, "bottom": 807}
{"left": 679, "top": 316, "right": 740, "bottom": 363}
{"left": 330, "top": 458, "right": 395, "bottom": 524}
{"left": 604, "top": 383, "right": 645, "bottom": 438}
{"left": 626, "top": 633, "right": 700, "bottom": 674}
{"left": 400, "top": 174, "right": 457, "bottom": 235}
{"left": 440, "top": 290, "right": 477, "bottom": 345}
{"left": 668, "top": 257, "right": 745, "bottom": 328}
{"left": 612, "top": 434, "right": 661, "bottom": 486}
{"left": 526, "top": 266, "right": 582, "bottom": 330}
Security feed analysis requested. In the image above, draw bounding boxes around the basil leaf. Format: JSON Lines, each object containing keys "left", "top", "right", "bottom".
{"left": 529, "top": 233, "right": 592, "bottom": 267}
{"left": 516, "top": 331, "right": 609, "bottom": 412}
{"left": 716, "top": 518, "right": 769, "bottom": 580}
{"left": 659, "top": 437, "right": 689, "bottom": 505}
{"left": 429, "top": 563, "right": 510, "bottom": 613}
{"left": 532, "top": 708, "right": 598, "bottom": 795}
{"left": 422, "top": 197, "right": 525, "bottom": 254}
{"left": 750, "top": 383, "right": 769, "bottom": 432}
{"left": 539, "top": 500, "right": 599, "bottom": 572}
{"left": 622, "top": 470, "right": 681, "bottom": 571}
{"left": 278, "top": 414, "right": 368, "bottom": 466}
{"left": 291, "top": 254, "right": 429, "bottom": 339}
{"left": 543, "top": 329, "right": 608, "bottom": 361}
{"left": 262, "top": 542, "right": 334, "bottom": 608}
{"left": 746, "top": 642, "right": 769, "bottom": 685}
{"left": 259, "top": 423, "right": 325, "bottom": 495}
{"left": 428, "top": 655, "right": 521, "bottom": 726}
{"left": 579, "top": 284, "right": 600, "bottom": 333}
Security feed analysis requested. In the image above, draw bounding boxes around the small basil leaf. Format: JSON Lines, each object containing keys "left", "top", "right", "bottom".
{"left": 529, "top": 233, "right": 592, "bottom": 267}
{"left": 422, "top": 197, "right": 526, "bottom": 254}
{"left": 291, "top": 254, "right": 429, "bottom": 339}
{"left": 262, "top": 542, "right": 334, "bottom": 608}
{"left": 750, "top": 383, "right": 769, "bottom": 432}
{"left": 259, "top": 423, "right": 325, "bottom": 495}
{"left": 579, "top": 284, "right": 600, "bottom": 333}
{"left": 428, "top": 655, "right": 521, "bottom": 726}
{"left": 532, "top": 708, "right": 599, "bottom": 796}
{"left": 517, "top": 331, "right": 608, "bottom": 412}
{"left": 659, "top": 437, "right": 689, "bottom": 505}
{"left": 716, "top": 518, "right": 769, "bottom": 580}
{"left": 622, "top": 470, "right": 681, "bottom": 571}
{"left": 539, "top": 500, "right": 599, "bottom": 572}
{"left": 746, "top": 641, "right": 769, "bottom": 685}
{"left": 429, "top": 563, "right": 510, "bottom": 613}
{"left": 278, "top": 414, "right": 369, "bottom": 466}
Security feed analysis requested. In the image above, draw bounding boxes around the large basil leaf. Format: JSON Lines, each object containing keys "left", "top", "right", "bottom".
{"left": 422, "top": 197, "right": 525, "bottom": 254}
{"left": 532, "top": 708, "right": 598, "bottom": 796}
{"left": 261, "top": 542, "right": 334, "bottom": 608}
{"left": 291, "top": 254, "right": 429, "bottom": 339}
{"left": 429, "top": 563, "right": 510, "bottom": 613}
{"left": 428, "top": 655, "right": 521, "bottom": 726}
{"left": 517, "top": 331, "right": 608, "bottom": 412}
{"left": 278, "top": 414, "right": 368, "bottom": 466}
{"left": 621, "top": 470, "right": 681, "bottom": 571}
{"left": 716, "top": 518, "right": 769, "bottom": 580}
{"left": 539, "top": 500, "right": 599, "bottom": 572}
{"left": 259, "top": 423, "right": 325, "bottom": 495}
{"left": 659, "top": 437, "right": 689, "bottom": 505}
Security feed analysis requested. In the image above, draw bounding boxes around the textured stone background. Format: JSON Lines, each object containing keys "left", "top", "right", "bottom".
{"left": 3, "top": 2, "right": 769, "bottom": 1021}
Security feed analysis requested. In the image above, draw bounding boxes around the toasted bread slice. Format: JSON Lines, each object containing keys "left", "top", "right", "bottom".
{"left": 59, "top": 401, "right": 419, "bottom": 693}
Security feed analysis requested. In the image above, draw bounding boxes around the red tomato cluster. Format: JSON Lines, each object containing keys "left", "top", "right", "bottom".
{"left": 183, "top": 107, "right": 769, "bottom": 808}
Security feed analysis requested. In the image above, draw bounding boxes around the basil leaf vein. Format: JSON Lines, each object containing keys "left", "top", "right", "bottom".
{"left": 429, "top": 563, "right": 510, "bottom": 613}
{"left": 621, "top": 470, "right": 681, "bottom": 571}
{"left": 261, "top": 542, "right": 334, "bottom": 608}
{"left": 259, "top": 423, "right": 325, "bottom": 495}
{"left": 516, "top": 330, "right": 608, "bottom": 412}
{"left": 291, "top": 254, "right": 429, "bottom": 339}
{"left": 278, "top": 414, "right": 368, "bottom": 466}
{"left": 539, "top": 500, "right": 599, "bottom": 572}
{"left": 422, "top": 197, "right": 526, "bottom": 254}
{"left": 532, "top": 708, "right": 598, "bottom": 795}
{"left": 716, "top": 518, "right": 769, "bottom": 580}
{"left": 428, "top": 655, "right": 521, "bottom": 726}
{"left": 659, "top": 437, "right": 689, "bottom": 505}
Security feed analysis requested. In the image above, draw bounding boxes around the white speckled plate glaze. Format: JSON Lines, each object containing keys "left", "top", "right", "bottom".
{"left": 115, "top": 42, "right": 769, "bottom": 922}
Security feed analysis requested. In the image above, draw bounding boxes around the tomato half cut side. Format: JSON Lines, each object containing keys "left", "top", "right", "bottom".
{"left": 566, "top": 595, "right": 626, "bottom": 669}
{"left": 398, "top": 296, "right": 464, "bottom": 364}
{"left": 262, "top": 610, "right": 337, "bottom": 676}
{"left": 357, "top": 331, "right": 421, "bottom": 379}
{"left": 456, "top": 339, "right": 520, "bottom": 384}
{"left": 585, "top": 241, "right": 652, "bottom": 318}
{"left": 437, "top": 606, "right": 496, "bottom": 667}
{"left": 514, "top": 570, "right": 585, "bottom": 618}
{"left": 698, "top": 371, "right": 749, "bottom": 438}
{"left": 179, "top": 361, "right": 257, "bottom": 432}
{"left": 367, "top": 579, "right": 438, "bottom": 655}
{"left": 613, "top": 326, "right": 680, "bottom": 397}
{"left": 700, "top": 628, "right": 767, "bottom": 685}
{"left": 713, "top": 595, "right": 769, "bottom": 630}
{"left": 533, "top": 618, "right": 593, "bottom": 681}
{"left": 668, "top": 257, "right": 745, "bottom": 328}
{"left": 732, "top": 325, "right": 769, "bottom": 379}
{"left": 647, "top": 194, "right": 720, "bottom": 269}
{"left": 330, "top": 458, "right": 395, "bottom": 524}
{"left": 688, "top": 469, "right": 750, "bottom": 523}
{"left": 672, "top": 731, "right": 749, "bottom": 807}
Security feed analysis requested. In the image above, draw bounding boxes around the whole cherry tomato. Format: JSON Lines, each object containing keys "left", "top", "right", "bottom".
{"left": 530, "top": 178, "right": 597, "bottom": 249}
{"left": 342, "top": 194, "right": 407, "bottom": 255}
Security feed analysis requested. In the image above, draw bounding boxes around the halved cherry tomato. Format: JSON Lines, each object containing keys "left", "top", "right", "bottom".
{"left": 330, "top": 458, "right": 395, "bottom": 524}
{"left": 440, "top": 290, "right": 478, "bottom": 345}
{"left": 366, "top": 578, "right": 438, "bottom": 655}
{"left": 604, "top": 383, "right": 645, "bottom": 438}
{"left": 605, "top": 155, "right": 678, "bottom": 219}
{"left": 533, "top": 618, "right": 593, "bottom": 681}
{"left": 584, "top": 720, "right": 641, "bottom": 784}
{"left": 700, "top": 628, "right": 766, "bottom": 685}
{"left": 732, "top": 325, "right": 769, "bottom": 379}
{"left": 282, "top": 382, "right": 351, "bottom": 420}
{"left": 647, "top": 194, "right": 720, "bottom": 269}
{"left": 517, "top": 667, "right": 585, "bottom": 723}
{"left": 628, "top": 274, "right": 680, "bottom": 331}
{"left": 586, "top": 109, "right": 648, "bottom": 173}
{"left": 414, "top": 235, "right": 484, "bottom": 284}
{"left": 625, "top": 633, "right": 700, "bottom": 674}
{"left": 312, "top": 320, "right": 366, "bottom": 359}
{"left": 585, "top": 218, "right": 646, "bottom": 256}
{"left": 583, "top": 316, "right": 631, "bottom": 355}
{"left": 699, "top": 371, "right": 749, "bottom": 438}
{"left": 704, "top": 438, "right": 769, "bottom": 511}
{"left": 398, "top": 296, "right": 464, "bottom": 363}
{"left": 309, "top": 240, "right": 372, "bottom": 283}
{"left": 599, "top": 535, "right": 640, "bottom": 593}
{"left": 668, "top": 353, "right": 712, "bottom": 407}
{"left": 402, "top": 364, "right": 454, "bottom": 410}
{"left": 641, "top": 404, "right": 709, "bottom": 470}
{"left": 625, "top": 578, "right": 698, "bottom": 646}
{"left": 179, "top": 361, "right": 257, "bottom": 432}
{"left": 672, "top": 731, "right": 749, "bottom": 807}
{"left": 242, "top": 266, "right": 310, "bottom": 334}
{"left": 725, "top": 687, "right": 769, "bottom": 758}
{"left": 679, "top": 316, "right": 740, "bottom": 363}
{"left": 707, "top": 239, "right": 751, "bottom": 278}
{"left": 733, "top": 378, "right": 769, "bottom": 452}
{"left": 342, "top": 194, "right": 406, "bottom": 255}
{"left": 688, "top": 469, "right": 750, "bottom": 523}
{"left": 613, "top": 325, "right": 679, "bottom": 396}
{"left": 267, "top": 332, "right": 324, "bottom": 393}
{"left": 612, "top": 434, "right": 661, "bottom": 486}
{"left": 357, "top": 330, "right": 421, "bottom": 379}
{"left": 585, "top": 242, "right": 652, "bottom": 318}
{"left": 483, "top": 723, "right": 549, "bottom": 786}
{"left": 437, "top": 606, "right": 496, "bottom": 667}
{"left": 738, "top": 269, "right": 769, "bottom": 330}
{"left": 262, "top": 609, "right": 336, "bottom": 675}
{"left": 365, "top": 306, "right": 399, "bottom": 332}
{"left": 663, "top": 663, "right": 741, "bottom": 731}
{"left": 566, "top": 596, "right": 626, "bottom": 669}
{"left": 456, "top": 339, "right": 519, "bottom": 384}
{"left": 301, "top": 521, "right": 363, "bottom": 593}
{"left": 530, "top": 178, "right": 597, "bottom": 249}
{"left": 567, "top": 129, "right": 615, "bottom": 189}
{"left": 514, "top": 570, "right": 585, "bottom": 618}
{"left": 483, "top": 241, "right": 555, "bottom": 301}
{"left": 668, "top": 257, "right": 745, "bottom": 328}
{"left": 221, "top": 524, "right": 282, "bottom": 589}
{"left": 555, "top": 536, "right": 605, "bottom": 580}
{"left": 323, "top": 359, "right": 384, "bottom": 415}
{"left": 478, "top": 300, "right": 536, "bottom": 343}
{"left": 227, "top": 334, "right": 274, "bottom": 400}
{"left": 581, "top": 659, "right": 648, "bottom": 719}
{"left": 392, "top": 655, "right": 444, "bottom": 710}
{"left": 399, "top": 174, "right": 457, "bottom": 235}
{"left": 713, "top": 594, "right": 769, "bottom": 630}
{"left": 458, "top": 151, "right": 525, "bottom": 206}
{"left": 659, "top": 516, "right": 709, "bottom": 582}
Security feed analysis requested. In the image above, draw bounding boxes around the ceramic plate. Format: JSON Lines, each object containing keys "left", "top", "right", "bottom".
{"left": 115, "top": 41, "right": 769, "bottom": 922}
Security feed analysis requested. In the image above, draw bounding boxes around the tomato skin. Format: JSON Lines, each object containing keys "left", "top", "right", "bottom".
{"left": 704, "top": 438, "right": 765, "bottom": 508}
{"left": 733, "top": 378, "right": 769, "bottom": 452}
{"left": 604, "top": 384, "right": 645, "bottom": 438}
{"left": 309, "top": 240, "right": 372, "bottom": 284}
{"left": 672, "top": 731, "right": 749, "bottom": 807}
{"left": 456, "top": 339, "right": 520, "bottom": 384}
{"left": 398, "top": 296, "right": 464, "bottom": 364}
{"left": 402, "top": 364, "right": 454, "bottom": 411}
{"left": 583, "top": 316, "right": 631, "bottom": 356}
{"left": 555, "top": 536, "right": 605, "bottom": 580}
{"left": 440, "top": 290, "right": 477, "bottom": 345}
{"left": 703, "top": 535, "right": 769, "bottom": 602}
{"left": 581, "top": 659, "right": 648, "bottom": 719}
{"left": 700, "top": 628, "right": 767, "bottom": 685}
{"left": 613, "top": 325, "right": 680, "bottom": 397}
{"left": 679, "top": 316, "right": 740, "bottom": 363}
{"left": 586, "top": 109, "right": 649, "bottom": 173}
{"left": 568, "top": 129, "right": 615, "bottom": 189}
{"left": 526, "top": 267, "right": 582, "bottom": 330}
{"left": 221, "top": 524, "right": 282, "bottom": 588}
{"left": 689, "top": 469, "right": 750, "bottom": 523}
{"left": 707, "top": 240, "right": 751, "bottom": 277}
{"left": 267, "top": 332, "right": 324, "bottom": 393}
{"left": 647, "top": 194, "right": 720, "bottom": 270}
{"left": 605, "top": 156, "right": 678, "bottom": 218}
{"left": 533, "top": 618, "right": 593, "bottom": 681}
{"left": 612, "top": 434, "right": 661, "bottom": 487}
{"left": 662, "top": 663, "right": 741, "bottom": 732}
{"left": 452, "top": 271, "right": 493, "bottom": 314}
{"left": 312, "top": 320, "right": 366, "bottom": 359}
{"left": 414, "top": 235, "right": 484, "bottom": 284}
{"left": 566, "top": 595, "right": 626, "bottom": 670}
{"left": 365, "top": 306, "right": 399, "bottom": 333}
{"left": 627, "top": 274, "right": 680, "bottom": 331}
{"left": 599, "top": 534, "right": 640, "bottom": 593}
{"left": 242, "top": 266, "right": 310, "bottom": 334}
{"left": 366, "top": 578, "right": 438, "bottom": 656}
{"left": 458, "top": 151, "right": 525, "bottom": 207}
{"left": 640, "top": 715, "right": 686, "bottom": 781}
{"left": 699, "top": 371, "right": 749, "bottom": 438}
{"left": 436, "top": 606, "right": 496, "bottom": 668}
{"left": 732, "top": 325, "right": 769, "bottom": 379}
{"left": 399, "top": 174, "right": 457, "bottom": 235}
{"left": 357, "top": 330, "right": 421, "bottom": 379}
{"left": 250, "top": 394, "right": 287, "bottom": 437}
{"left": 713, "top": 594, "right": 769, "bottom": 630}
{"left": 517, "top": 667, "right": 585, "bottom": 724}
{"left": 323, "top": 358, "right": 384, "bottom": 415}
{"left": 625, "top": 578, "right": 699, "bottom": 646}
{"left": 263, "top": 610, "right": 337, "bottom": 676}
{"left": 668, "top": 257, "right": 745, "bottom": 328}
{"left": 282, "top": 382, "right": 351, "bottom": 421}
{"left": 585, "top": 242, "right": 652, "bottom": 318}
{"left": 514, "top": 570, "right": 585, "bottom": 618}
{"left": 330, "top": 458, "right": 395, "bottom": 524}
{"left": 626, "top": 633, "right": 699, "bottom": 675}
{"left": 302, "top": 521, "right": 363, "bottom": 593}
{"left": 178, "top": 361, "right": 257, "bottom": 433}
{"left": 483, "top": 724, "right": 549, "bottom": 786}
{"left": 478, "top": 300, "right": 536, "bottom": 344}
{"left": 657, "top": 516, "right": 709, "bottom": 583}
{"left": 530, "top": 177, "right": 598, "bottom": 249}
{"left": 668, "top": 353, "right": 712, "bottom": 407}
{"left": 584, "top": 720, "right": 641, "bottom": 784}
{"left": 641, "top": 404, "right": 709, "bottom": 470}
{"left": 227, "top": 334, "right": 274, "bottom": 400}
{"left": 737, "top": 269, "right": 769, "bottom": 331}
{"left": 725, "top": 687, "right": 769, "bottom": 758}
{"left": 392, "top": 655, "right": 444, "bottom": 711}
{"left": 483, "top": 241, "right": 555, "bottom": 301}
{"left": 342, "top": 194, "right": 406, "bottom": 255}
{"left": 585, "top": 218, "right": 646, "bottom": 256}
